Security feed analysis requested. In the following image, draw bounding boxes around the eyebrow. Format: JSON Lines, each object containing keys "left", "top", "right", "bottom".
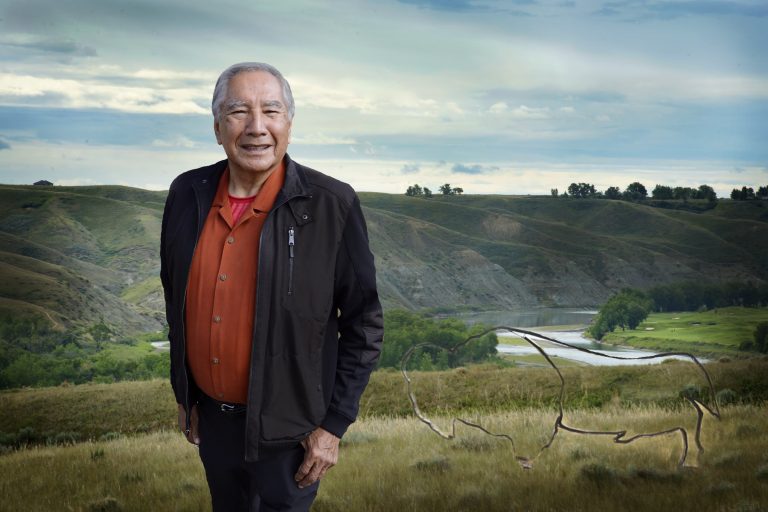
{"left": 223, "top": 100, "right": 248, "bottom": 111}
{"left": 262, "top": 100, "right": 285, "bottom": 110}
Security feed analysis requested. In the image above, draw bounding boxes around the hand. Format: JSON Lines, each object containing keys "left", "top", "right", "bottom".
{"left": 177, "top": 403, "right": 200, "bottom": 445}
{"left": 294, "top": 427, "right": 340, "bottom": 489}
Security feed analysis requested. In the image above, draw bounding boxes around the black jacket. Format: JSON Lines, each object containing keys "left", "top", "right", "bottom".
{"left": 160, "top": 155, "right": 383, "bottom": 461}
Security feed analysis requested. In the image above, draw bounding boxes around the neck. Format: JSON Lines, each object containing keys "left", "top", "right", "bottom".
{"left": 228, "top": 162, "right": 282, "bottom": 197}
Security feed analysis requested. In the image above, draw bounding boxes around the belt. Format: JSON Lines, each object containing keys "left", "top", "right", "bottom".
{"left": 201, "top": 394, "right": 247, "bottom": 415}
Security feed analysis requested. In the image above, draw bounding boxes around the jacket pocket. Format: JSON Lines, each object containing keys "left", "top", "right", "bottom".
{"left": 260, "top": 353, "right": 325, "bottom": 442}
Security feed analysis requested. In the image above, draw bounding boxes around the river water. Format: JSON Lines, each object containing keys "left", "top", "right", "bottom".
{"left": 455, "top": 308, "right": 698, "bottom": 366}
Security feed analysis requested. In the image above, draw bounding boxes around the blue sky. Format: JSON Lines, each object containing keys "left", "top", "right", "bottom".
{"left": 0, "top": 0, "right": 766, "bottom": 196}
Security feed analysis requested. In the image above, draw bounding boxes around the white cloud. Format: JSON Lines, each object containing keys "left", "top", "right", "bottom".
{"left": 291, "top": 133, "right": 357, "bottom": 145}
{"left": 511, "top": 105, "right": 550, "bottom": 119}
{"left": 151, "top": 136, "right": 199, "bottom": 149}
{"left": 0, "top": 71, "right": 209, "bottom": 114}
{"left": 489, "top": 101, "right": 508, "bottom": 113}
{"left": 54, "top": 177, "right": 98, "bottom": 186}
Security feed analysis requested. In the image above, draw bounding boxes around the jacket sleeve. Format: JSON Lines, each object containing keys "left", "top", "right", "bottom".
{"left": 159, "top": 186, "right": 180, "bottom": 401}
{"left": 321, "top": 195, "right": 383, "bottom": 437}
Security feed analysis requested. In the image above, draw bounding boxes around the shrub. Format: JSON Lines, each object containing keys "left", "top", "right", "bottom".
{"left": 716, "top": 388, "right": 738, "bottom": 405}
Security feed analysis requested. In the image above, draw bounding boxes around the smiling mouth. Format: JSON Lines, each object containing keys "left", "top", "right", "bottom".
{"left": 240, "top": 144, "right": 271, "bottom": 153}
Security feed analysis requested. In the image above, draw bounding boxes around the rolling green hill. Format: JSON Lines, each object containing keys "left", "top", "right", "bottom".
{"left": 1, "top": 184, "right": 766, "bottom": 339}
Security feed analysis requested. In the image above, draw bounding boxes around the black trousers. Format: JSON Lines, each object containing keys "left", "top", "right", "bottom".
{"left": 197, "top": 394, "right": 319, "bottom": 512}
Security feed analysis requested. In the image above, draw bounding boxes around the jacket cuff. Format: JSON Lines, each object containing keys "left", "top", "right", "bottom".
{"left": 321, "top": 409, "right": 353, "bottom": 439}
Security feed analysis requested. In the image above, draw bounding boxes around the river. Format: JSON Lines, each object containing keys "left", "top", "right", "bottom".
{"left": 456, "top": 308, "right": 699, "bottom": 366}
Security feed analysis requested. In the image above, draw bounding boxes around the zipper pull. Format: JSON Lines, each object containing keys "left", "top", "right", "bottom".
{"left": 288, "top": 226, "right": 295, "bottom": 258}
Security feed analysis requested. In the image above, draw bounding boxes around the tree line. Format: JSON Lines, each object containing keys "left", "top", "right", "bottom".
{"left": 556, "top": 182, "right": 768, "bottom": 202}
{"left": 553, "top": 182, "right": 718, "bottom": 202}
{"left": 0, "top": 314, "right": 170, "bottom": 389}
{"left": 405, "top": 183, "right": 463, "bottom": 197}
{"left": 378, "top": 310, "right": 498, "bottom": 370}
{"left": 731, "top": 186, "right": 768, "bottom": 201}
{"left": 587, "top": 281, "right": 768, "bottom": 350}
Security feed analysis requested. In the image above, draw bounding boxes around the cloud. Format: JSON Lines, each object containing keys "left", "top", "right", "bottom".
{"left": 0, "top": 71, "right": 209, "bottom": 114}
{"left": 291, "top": 133, "right": 357, "bottom": 145}
{"left": 401, "top": 163, "right": 421, "bottom": 174}
{"left": 397, "top": 0, "right": 485, "bottom": 11}
{"left": 0, "top": 33, "right": 97, "bottom": 57}
{"left": 594, "top": 1, "right": 768, "bottom": 20}
{"left": 489, "top": 101, "right": 508, "bottom": 114}
{"left": 151, "top": 136, "right": 198, "bottom": 149}
{"left": 452, "top": 163, "right": 498, "bottom": 175}
{"left": 0, "top": 138, "right": 10, "bottom": 150}
{"left": 512, "top": 105, "right": 550, "bottom": 119}
{"left": 54, "top": 178, "right": 99, "bottom": 186}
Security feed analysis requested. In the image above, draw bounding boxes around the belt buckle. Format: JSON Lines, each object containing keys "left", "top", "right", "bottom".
{"left": 220, "top": 403, "right": 236, "bottom": 413}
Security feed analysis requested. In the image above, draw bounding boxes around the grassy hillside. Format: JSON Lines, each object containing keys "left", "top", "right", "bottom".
{"left": 1, "top": 183, "right": 766, "bottom": 337}
{"left": 361, "top": 193, "right": 768, "bottom": 309}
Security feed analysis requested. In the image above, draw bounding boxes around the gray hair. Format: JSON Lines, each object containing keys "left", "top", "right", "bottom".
{"left": 211, "top": 62, "right": 295, "bottom": 120}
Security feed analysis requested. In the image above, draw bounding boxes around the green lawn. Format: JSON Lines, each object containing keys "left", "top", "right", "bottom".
{"left": 602, "top": 307, "right": 767, "bottom": 356}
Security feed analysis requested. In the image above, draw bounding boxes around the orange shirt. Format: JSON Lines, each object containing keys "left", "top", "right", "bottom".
{"left": 185, "top": 164, "right": 285, "bottom": 404}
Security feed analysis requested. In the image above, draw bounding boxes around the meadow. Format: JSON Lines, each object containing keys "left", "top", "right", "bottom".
{"left": 1, "top": 360, "right": 767, "bottom": 511}
{"left": 602, "top": 307, "right": 768, "bottom": 356}
{"left": 0, "top": 406, "right": 766, "bottom": 511}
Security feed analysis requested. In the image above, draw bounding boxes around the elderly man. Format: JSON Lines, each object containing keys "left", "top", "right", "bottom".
{"left": 160, "top": 62, "right": 383, "bottom": 511}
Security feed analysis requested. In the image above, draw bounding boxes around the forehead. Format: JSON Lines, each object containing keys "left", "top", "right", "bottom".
{"left": 225, "top": 70, "right": 284, "bottom": 102}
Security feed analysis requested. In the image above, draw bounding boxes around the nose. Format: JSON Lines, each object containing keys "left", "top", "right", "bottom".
{"left": 245, "top": 112, "right": 267, "bottom": 137}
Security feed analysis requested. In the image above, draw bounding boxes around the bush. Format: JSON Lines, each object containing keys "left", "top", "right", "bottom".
{"left": 379, "top": 310, "right": 498, "bottom": 370}
{"left": 716, "top": 388, "right": 738, "bottom": 405}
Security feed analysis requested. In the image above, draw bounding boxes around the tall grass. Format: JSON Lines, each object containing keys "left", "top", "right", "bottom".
{"left": 2, "top": 360, "right": 767, "bottom": 441}
{"left": 1, "top": 406, "right": 766, "bottom": 511}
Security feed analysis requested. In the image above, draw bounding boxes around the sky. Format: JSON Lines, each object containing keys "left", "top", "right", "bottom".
{"left": 0, "top": 0, "right": 766, "bottom": 196}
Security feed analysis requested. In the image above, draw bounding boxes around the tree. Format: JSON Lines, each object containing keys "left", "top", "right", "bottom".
{"left": 452, "top": 187, "right": 463, "bottom": 195}
{"left": 551, "top": 188, "right": 558, "bottom": 197}
{"left": 652, "top": 185, "right": 674, "bottom": 200}
{"left": 673, "top": 186, "right": 694, "bottom": 202}
{"left": 604, "top": 186, "right": 621, "bottom": 200}
{"left": 567, "top": 182, "right": 597, "bottom": 199}
{"left": 439, "top": 183, "right": 453, "bottom": 195}
{"left": 405, "top": 184, "right": 424, "bottom": 197}
{"left": 732, "top": 186, "right": 755, "bottom": 200}
{"left": 757, "top": 186, "right": 768, "bottom": 199}
{"left": 423, "top": 187, "right": 433, "bottom": 198}
{"left": 623, "top": 182, "right": 647, "bottom": 200}
{"left": 697, "top": 184, "right": 717, "bottom": 202}
{"left": 588, "top": 289, "right": 653, "bottom": 340}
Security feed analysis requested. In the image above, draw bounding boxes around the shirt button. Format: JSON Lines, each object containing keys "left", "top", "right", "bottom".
{"left": 227, "top": 236, "right": 235, "bottom": 244}
{"left": 213, "top": 315, "right": 221, "bottom": 323}
{"left": 212, "top": 357, "right": 220, "bottom": 364}
{"left": 219, "top": 273, "right": 227, "bottom": 281}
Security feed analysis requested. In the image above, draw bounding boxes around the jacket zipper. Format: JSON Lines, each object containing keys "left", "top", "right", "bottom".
{"left": 287, "top": 226, "right": 295, "bottom": 295}
{"left": 247, "top": 190, "right": 310, "bottom": 460}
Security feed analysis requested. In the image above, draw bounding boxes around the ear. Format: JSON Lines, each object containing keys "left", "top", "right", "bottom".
{"left": 213, "top": 119, "right": 222, "bottom": 145}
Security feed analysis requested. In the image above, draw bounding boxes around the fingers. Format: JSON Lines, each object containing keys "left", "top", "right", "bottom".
{"left": 295, "top": 456, "right": 328, "bottom": 489}
{"left": 294, "top": 428, "right": 340, "bottom": 488}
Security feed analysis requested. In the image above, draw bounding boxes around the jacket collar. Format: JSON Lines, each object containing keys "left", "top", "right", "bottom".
{"left": 193, "top": 155, "right": 310, "bottom": 207}
{"left": 276, "top": 154, "right": 311, "bottom": 205}
{"left": 190, "top": 155, "right": 312, "bottom": 228}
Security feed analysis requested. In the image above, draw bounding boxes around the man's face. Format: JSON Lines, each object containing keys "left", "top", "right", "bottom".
{"left": 214, "top": 70, "right": 292, "bottom": 177}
